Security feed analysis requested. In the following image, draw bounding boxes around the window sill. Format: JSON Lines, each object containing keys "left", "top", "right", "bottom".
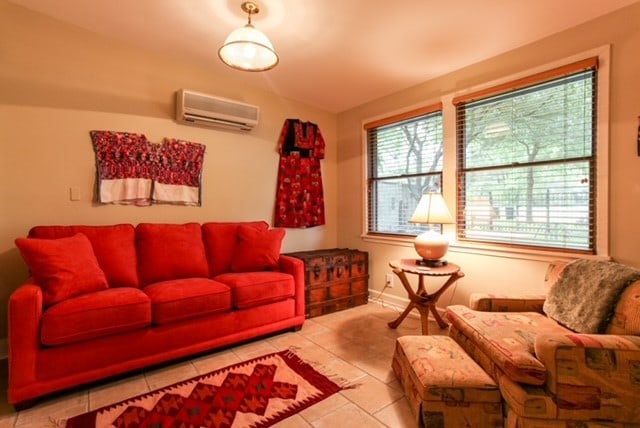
{"left": 361, "top": 233, "right": 608, "bottom": 263}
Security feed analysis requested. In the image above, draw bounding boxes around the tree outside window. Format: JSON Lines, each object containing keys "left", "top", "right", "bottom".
{"left": 455, "top": 63, "right": 597, "bottom": 252}
{"left": 366, "top": 107, "right": 444, "bottom": 236}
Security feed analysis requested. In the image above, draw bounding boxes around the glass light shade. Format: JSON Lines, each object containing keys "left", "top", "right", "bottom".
{"left": 218, "top": 24, "right": 279, "bottom": 71}
{"left": 410, "top": 193, "right": 454, "bottom": 264}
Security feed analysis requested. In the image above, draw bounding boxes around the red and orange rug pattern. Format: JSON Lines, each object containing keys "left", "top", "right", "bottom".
{"left": 65, "top": 350, "right": 344, "bottom": 428}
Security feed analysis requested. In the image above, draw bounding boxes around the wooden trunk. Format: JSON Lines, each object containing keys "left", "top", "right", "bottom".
{"left": 285, "top": 248, "right": 369, "bottom": 318}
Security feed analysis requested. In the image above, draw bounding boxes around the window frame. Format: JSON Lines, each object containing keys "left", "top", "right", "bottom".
{"left": 362, "top": 46, "right": 610, "bottom": 260}
{"left": 454, "top": 58, "right": 598, "bottom": 254}
{"left": 364, "top": 102, "right": 445, "bottom": 238}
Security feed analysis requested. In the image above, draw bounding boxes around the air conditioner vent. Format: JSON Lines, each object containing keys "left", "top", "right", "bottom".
{"left": 176, "top": 89, "right": 259, "bottom": 131}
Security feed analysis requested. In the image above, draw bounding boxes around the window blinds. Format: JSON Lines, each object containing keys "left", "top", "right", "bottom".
{"left": 454, "top": 58, "right": 598, "bottom": 252}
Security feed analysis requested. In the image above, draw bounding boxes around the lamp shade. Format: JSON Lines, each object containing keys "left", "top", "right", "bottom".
{"left": 409, "top": 193, "right": 454, "bottom": 225}
{"left": 218, "top": 24, "right": 279, "bottom": 72}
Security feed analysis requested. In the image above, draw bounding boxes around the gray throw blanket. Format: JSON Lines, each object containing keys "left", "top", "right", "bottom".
{"left": 543, "top": 259, "right": 640, "bottom": 333}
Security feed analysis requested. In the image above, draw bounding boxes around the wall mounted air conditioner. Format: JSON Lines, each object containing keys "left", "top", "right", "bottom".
{"left": 175, "top": 89, "right": 259, "bottom": 131}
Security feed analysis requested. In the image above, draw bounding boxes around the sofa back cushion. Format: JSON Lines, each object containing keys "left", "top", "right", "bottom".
{"left": 136, "top": 223, "right": 209, "bottom": 285}
{"left": 544, "top": 259, "right": 640, "bottom": 335}
{"left": 28, "top": 224, "right": 139, "bottom": 288}
{"left": 15, "top": 233, "right": 109, "bottom": 307}
{"left": 543, "top": 259, "right": 640, "bottom": 333}
{"left": 543, "top": 260, "right": 569, "bottom": 291}
{"left": 606, "top": 279, "right": 640, "bottom": 335}
{"left": 202, "top": 221, "right": 268, "bottom": 276}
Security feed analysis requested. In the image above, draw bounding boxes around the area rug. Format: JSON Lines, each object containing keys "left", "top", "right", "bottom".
{"left": 64, "top": 349, "right": 345, "bottom": 428}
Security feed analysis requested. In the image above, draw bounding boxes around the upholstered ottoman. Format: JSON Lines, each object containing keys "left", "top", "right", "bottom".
{"left": 392, "top": 335, "right": 502, "bottom": 427}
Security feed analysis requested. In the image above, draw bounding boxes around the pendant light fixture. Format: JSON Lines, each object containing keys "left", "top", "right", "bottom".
{"left": 218, "top": 2, "right": 279, "bottom": 72}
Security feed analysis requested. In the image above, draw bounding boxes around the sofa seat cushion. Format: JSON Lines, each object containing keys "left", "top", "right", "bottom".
{"left": 215, "top": 272, "right": 295, "bottom": 309}
{"left": 41, "top": 288, "right": 151, "bottom": 346}
{"left": 136, "top": 223, "right": 209, "bottom": 285}
{"left": 446, "top": 305, "right": 571, "bottom": 385}
{"left": 144, "top": 278, "right": 232, "bottom": 325}
{"left": 28, "top": 224, "right": 139, "bottom": 288}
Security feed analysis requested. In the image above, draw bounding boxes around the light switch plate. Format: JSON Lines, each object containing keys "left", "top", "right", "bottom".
{"left": 70, "top": 187, "right": 80, "bottom": 201}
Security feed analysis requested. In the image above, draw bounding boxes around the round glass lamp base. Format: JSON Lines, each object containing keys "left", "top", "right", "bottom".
{"left": 414, "top": 231, "right": 449, "bottom": 266}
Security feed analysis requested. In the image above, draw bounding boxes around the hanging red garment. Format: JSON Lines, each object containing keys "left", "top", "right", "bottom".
{"left": 274, "top": 119, "right": 326, "bottom": 228}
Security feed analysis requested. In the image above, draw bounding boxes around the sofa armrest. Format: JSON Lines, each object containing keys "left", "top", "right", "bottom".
{"left": 278, "top": 255, "right": 306, "bottom": 318}
{"left": 469, "top": 293, "right": 546, "bottom": 312}
{"left": 534, "top": 333, "right": 640, "bottom": 423}
{"left": 8, "top": 280, "right": 44, "bottom": 400}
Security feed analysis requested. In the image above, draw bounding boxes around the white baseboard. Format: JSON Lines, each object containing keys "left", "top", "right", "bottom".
{"left": 368, "top": 289, "right": 413, "bottom": 315}
{"left": 368, "top": 289, "right": 447, "bottom": 319}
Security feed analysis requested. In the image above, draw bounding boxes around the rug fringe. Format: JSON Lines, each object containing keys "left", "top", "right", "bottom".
{"left": 46, "top": 416, "right": 67, "bottom": 427}
{"left": 285, "top": 346, "right": 361, "bottom": 390}
{"left": 284, "top": 345, "right": 302, "bottom": 360}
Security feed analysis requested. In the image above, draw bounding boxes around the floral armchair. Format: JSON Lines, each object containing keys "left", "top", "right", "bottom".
{"left": 445, "top": 259, "right": 640, "bottom": 427}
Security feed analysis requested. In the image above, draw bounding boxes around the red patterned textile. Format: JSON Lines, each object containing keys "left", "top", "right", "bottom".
{"left": 65, "top": 350, "right": 343, "bottom": 428}
{"left": 90, "top": 131, "right": 205, "bottom": 206}
{"left": 90, "top": 131, "right": 156, "bottom": 206}
{"left": 274, "top": 119, "right": 325, "bottom": 228}
{"left": 153, "top": 138, "right": 206, "bottom": 206}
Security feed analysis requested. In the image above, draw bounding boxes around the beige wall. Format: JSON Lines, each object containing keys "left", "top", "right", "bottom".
{"left": 2, "top": 0, "right": 640, "bottom": 343}
{"left": 337, "top": 3, "right": 640, "bottom": 307}
{"left": 0, "top": 1, "right": 338, "bottom": 339}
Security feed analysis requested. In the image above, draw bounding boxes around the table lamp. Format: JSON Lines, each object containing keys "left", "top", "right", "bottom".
{"left": 409, "top": 193, "right": 454, "bottom": 267}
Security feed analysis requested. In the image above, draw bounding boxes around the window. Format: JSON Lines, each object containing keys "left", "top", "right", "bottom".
{"left": 454, "top": 58, "right": 598, "bottom": 253}
{"left": 365, "top": 103, "right": 444, "bottom": 236}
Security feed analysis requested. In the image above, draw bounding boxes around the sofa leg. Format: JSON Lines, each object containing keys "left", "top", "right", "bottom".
{"left": 292, "top": 325, "right": 302, "bottom": 332}
{"left": 12, "top": 399, "right": 37, "bottom": 411}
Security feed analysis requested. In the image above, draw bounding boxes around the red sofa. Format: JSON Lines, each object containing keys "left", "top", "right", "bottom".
{"left": 9, "top": 221, "right": 305, "bottom": 407}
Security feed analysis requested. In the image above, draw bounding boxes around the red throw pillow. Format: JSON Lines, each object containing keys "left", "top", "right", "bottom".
{"left": 28, "top": 224, "right": 139, "bottom": 288}
{"left": 202, "top": 221, "right": 269, "bottom": 276}
{"left": 15, "top": 233, "right": 108, "bottom": 307}
{"left": 231, "top": 226, "right": 285, "bottom": 272}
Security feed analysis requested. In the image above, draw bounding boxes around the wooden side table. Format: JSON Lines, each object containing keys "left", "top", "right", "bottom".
{"left": 387, "top": 259, "right": 464, "bottom": 335}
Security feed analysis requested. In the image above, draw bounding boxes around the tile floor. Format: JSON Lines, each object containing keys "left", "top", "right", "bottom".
{"left": 0, "top": 302, "right": 447, "bottom": 427}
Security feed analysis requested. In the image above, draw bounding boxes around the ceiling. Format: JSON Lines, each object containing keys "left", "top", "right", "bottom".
{"left": 9, "top": 0, "right": 640, "bottom": 113}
